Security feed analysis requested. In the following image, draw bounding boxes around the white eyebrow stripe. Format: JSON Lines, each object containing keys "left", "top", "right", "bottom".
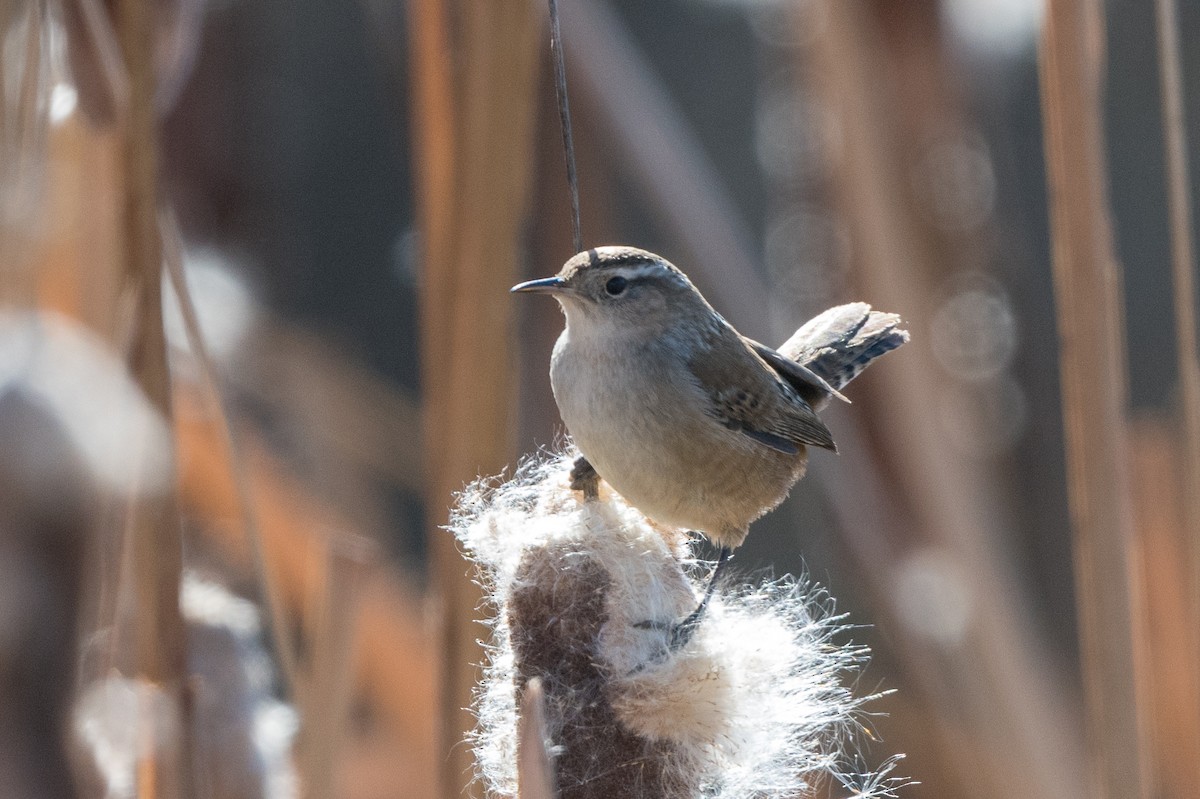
{"left": 610, "top": 263, "right": 670, "bottom": 282}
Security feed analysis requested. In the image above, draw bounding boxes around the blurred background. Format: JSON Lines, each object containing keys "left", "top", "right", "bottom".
{"left": 1, "top": 0, "right": 1197, "bottom": 797}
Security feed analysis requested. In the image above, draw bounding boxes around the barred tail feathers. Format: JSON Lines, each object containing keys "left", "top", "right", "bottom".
{"left": 777, "top": 303, "right": 909, "bottom": 397}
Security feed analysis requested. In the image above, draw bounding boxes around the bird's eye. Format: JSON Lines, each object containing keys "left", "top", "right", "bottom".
{"left": 605, "top": 276, "right": 628, "bottom": 296}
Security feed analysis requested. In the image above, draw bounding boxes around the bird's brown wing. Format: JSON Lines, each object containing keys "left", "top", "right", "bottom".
{"left": 687, "top": 331, "right": 837, "bottom": 453}
{"left": 744, "top": 338, "right": 849, "bottom": 407}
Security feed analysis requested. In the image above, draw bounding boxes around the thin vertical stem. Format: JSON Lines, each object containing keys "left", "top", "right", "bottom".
{"left": 548, "top": 0, "right": 582, "bottom": 254}
{"left": 406, "top": 4, "right": 457, "bottom": 796}
{"left": 120, "top": 0, "right": 179, "bottom": 684}
{"left": 1154, "top": 0, "right": 1200, "bottom": 646}
{"left": 1038, "top": 2, "right": 1151, "bottom": 797}
{"left": 115, "top": 0, "right": 190, "bottom": 795}
{"left": 409, "top": 2, "right": 541, "bottom": 796}
{"left": 517, "top": 678, "right": 556, "bottom": 799}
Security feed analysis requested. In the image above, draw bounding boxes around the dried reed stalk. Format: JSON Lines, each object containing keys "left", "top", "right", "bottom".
{"left": 119, "top": 0, "right": 180, "bottom": 683}
{"left": 409, "top": 1, "right": 541, "bottom": 796}
{"left": 298, "top": 543, "right": 371, "bottom": 799}
{"left": 114, "top": 0, "right": 191, "bottom": 795}
{"left": 2, "top": 0, "right": 49, "bottom": 303}
{"left": 1039, "top": 2, "right": 1151, "bottom": 796}
{"left": 516, "top": 679, "right": 555, "bottom": 799}
{"left": 1153, "top": 0, "right": 1200, "bottom": 676}
{"left": 1129, "top": 416, "right": 1200, "bottom": 797}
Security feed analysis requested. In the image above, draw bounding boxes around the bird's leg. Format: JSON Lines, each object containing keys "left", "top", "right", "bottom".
{"left": 569, "top": 455, "right": 600, "bottom": 501}
{"left": 635, "top": 547, "right": 732, "bottom": 650}
{"left": 669, "top": 546, "right": 731, "bottom": 649}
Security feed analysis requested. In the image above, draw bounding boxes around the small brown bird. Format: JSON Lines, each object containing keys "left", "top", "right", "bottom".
{"left": 513, "top": 246, "right": 907, "bottom": 646}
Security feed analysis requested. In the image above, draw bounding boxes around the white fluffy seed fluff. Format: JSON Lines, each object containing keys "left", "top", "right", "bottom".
{"left": 451, "top": 451, "right": 907, "bottom": 799}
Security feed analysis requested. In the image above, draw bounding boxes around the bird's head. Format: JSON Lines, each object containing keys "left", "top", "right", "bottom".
{"left": 511, "top": 246, "right": 714, "bottom": 338}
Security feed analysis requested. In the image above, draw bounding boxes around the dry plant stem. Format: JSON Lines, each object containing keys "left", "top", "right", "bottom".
{"left": 1129, "top": 416, "right": 1200, "bottom": 797}
{"left": 115, "top": 0, "right": 191, "bottom": 795}
{"left": 406, "top": 4, "right": 458, "bottom": 795}
{"left": 15, "top": 0, "right": 43, "bottom": 178}
{"left": 547, "top": 0, "right": 582, "bottom": 254}
{"left": 30, "top": 0, "right": 127, "bottom": 337}
{"left": 1153, "top": 0, "right": 1200, "bottom": 662}
{"left": 0, "top": 0, "right": 46, "bottom": 304}
{"left": 517, "top": 678, "right": 556, "bottom": 799}
{"left": 120, "top": 0, "right": 180, "bottom": 683}
{"left": 300, "top": 544, "right": 370, "bottom": 799}
{"left": 409, "top": 1, "right": 540, "bottom": 797}
{"left": 64, "top": 0, "right": 132, "bottom": 127}
{"left": 408, "top": 0, "right": 455, "bottom": 297}
{"left": 1039, "top": 2, "right": 1152, "bottom": 797}
{"left": 160, "top": 216, "right": 302, "bottom": 696}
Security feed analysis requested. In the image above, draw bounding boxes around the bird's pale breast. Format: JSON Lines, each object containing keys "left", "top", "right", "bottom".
{"left": 550, "top": 329, "right": 805, "bottom": 548}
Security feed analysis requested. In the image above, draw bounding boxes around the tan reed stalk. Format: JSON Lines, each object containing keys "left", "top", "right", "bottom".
{"left": 1129, "top": 415, "right": 1200, "bottom": 797}
{"left": 517, "top": 679, "right": 556, "bottom": 799}
{"left": 1153, "top": 1, "right": 1200, "bottom": 792}
{"left": 1038, "top": 2, "right": 1152, "bottom": 797}
{"left": 1153, "top": 0, "right": 1200, "bottom": 698}
{"left": 298, "top": 543, "right": 371, "bottom": 799}
{"left": 114, "top": 0, "right": 192, "bottom": 795}
{"left": 408, "top": 2, "right": 541, "bottom": 796}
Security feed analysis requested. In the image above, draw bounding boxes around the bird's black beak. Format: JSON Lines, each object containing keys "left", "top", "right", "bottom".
{"left": 511, "top": 276, "right": 568, "bottom": 294}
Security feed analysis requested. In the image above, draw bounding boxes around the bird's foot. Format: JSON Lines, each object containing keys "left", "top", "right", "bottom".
{"left": 633, "top": 547, "right": 731, "bottom": 653}
{"left": 633, "top": 610, "right": 704, "bottom": 650}
{"left": 569, "top": 455, "right": 600, "bottom": 501}
{"left": 669, "top": 608, "right": 705, "bottom": 649}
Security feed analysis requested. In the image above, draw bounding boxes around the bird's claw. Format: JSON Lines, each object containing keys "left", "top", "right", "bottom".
{"left": 632, "top": 546, "right": 729, "bottom": 654}
{"left": 633, "top": 618, "right": 670, "bottom": 632}
{"left": 633, "top": 611, "right": 703, "bottom": 651}
{"left": 569, "top": 456, "right": 600, "bottom": 501}
{"left": 667, "top": 610, "right": 703, "bottom": 650}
